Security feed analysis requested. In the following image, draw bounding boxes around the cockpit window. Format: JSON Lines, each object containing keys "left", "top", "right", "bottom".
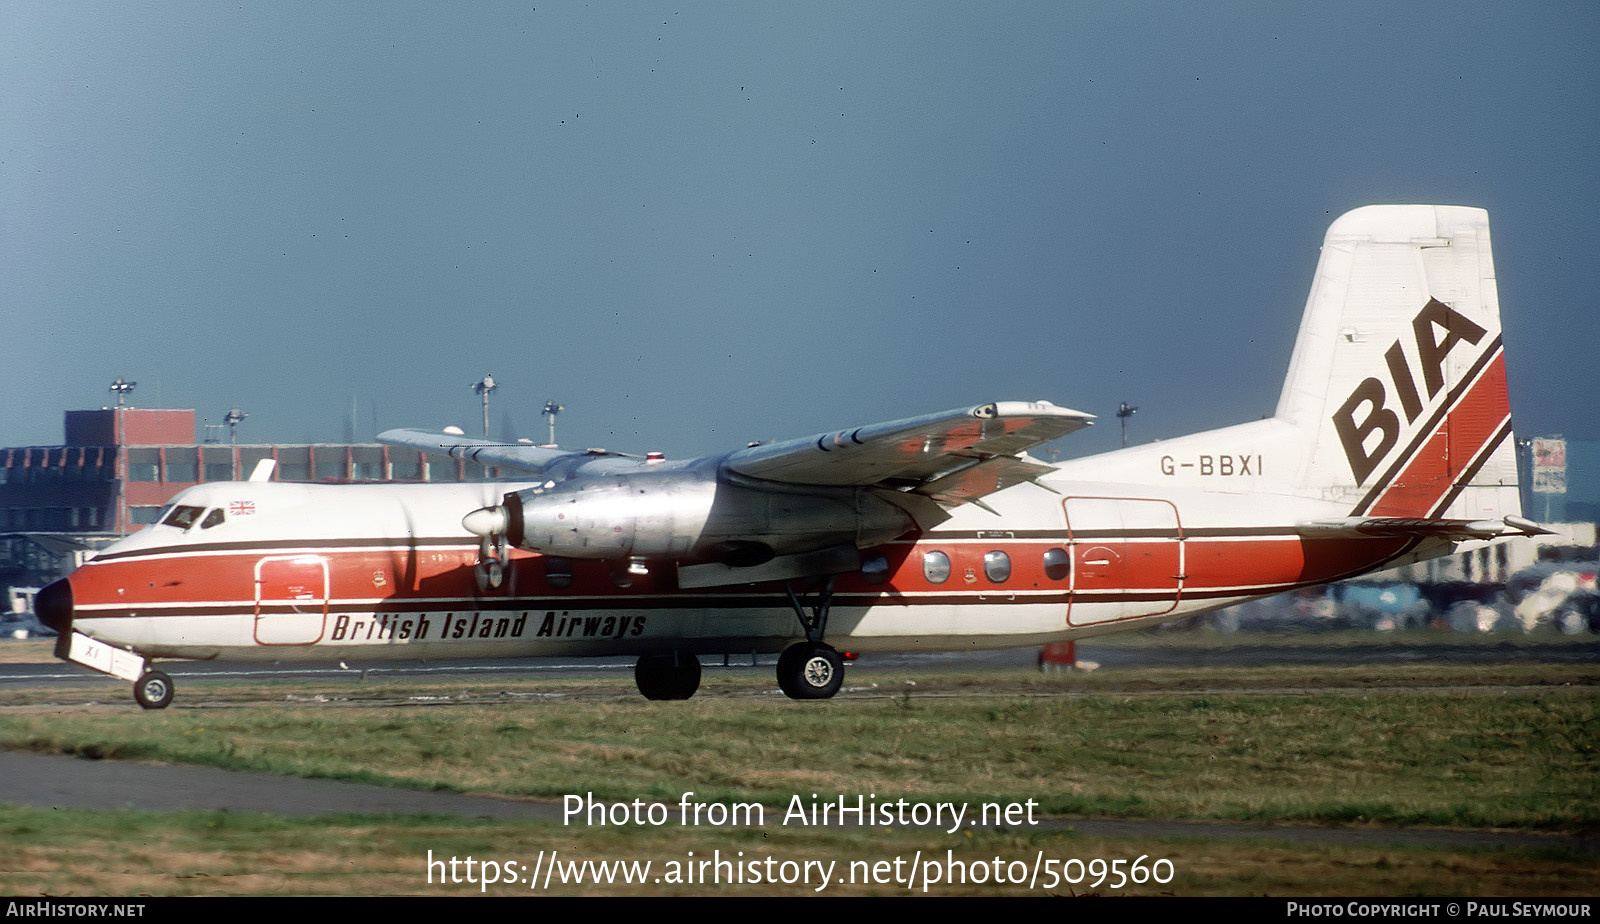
{"left": 201, "top": 508, "right": 226, "bottom": 530}
{"left": 161, "top": 505, "right": 206, "bottom": 529}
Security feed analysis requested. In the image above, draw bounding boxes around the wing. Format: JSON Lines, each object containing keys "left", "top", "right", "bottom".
{"left": 377, "top": 429, "right": 591, "bottom": 477}
{"left": 721, "top": 400, "right": 1092, "bottom": 505}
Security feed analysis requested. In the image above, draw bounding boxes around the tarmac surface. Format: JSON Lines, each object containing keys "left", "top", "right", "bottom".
{"left": 3, "top": 750, "right": 1592, "bottom": 854}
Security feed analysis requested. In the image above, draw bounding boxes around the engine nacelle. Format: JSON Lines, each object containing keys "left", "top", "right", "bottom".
{"left": 470, "top": 472, "right": 914, "bottom": 563}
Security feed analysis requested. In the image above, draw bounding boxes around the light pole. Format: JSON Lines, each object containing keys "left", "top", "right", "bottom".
{"left": 224, "top": 408, "right": 247, "bottom": 446}
{"left": 109, "top": 378, "right": 136, "bottom": 407}
{"left": 1117, "top": 402, "right": 1138, "bottom": 448}
{"left": 542, "top": 401, "right": 564, "bottom": 447}
{"left": 471, "top": 375, "right": 498, "bottom": 438}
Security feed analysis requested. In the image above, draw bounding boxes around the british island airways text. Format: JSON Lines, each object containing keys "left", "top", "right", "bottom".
{"left": 327, "top": 611, "right": 646, "bottom": 643}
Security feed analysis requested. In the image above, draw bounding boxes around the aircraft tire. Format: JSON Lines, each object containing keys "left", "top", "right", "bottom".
{"left": 777, "top": 642, "right": 843, "bottom": 700}
{"left": 634, "top": 652, "right": 701, "bottom": 700}
{"left": 134, "top": 670, "right": 174, "bottom": 710}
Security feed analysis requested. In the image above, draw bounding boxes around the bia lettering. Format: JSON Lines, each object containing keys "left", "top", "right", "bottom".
{"left": 1332, "top": 299, "right": 1487, "bottom": 484}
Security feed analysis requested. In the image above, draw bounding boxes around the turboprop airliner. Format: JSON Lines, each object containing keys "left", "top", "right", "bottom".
{"left": 37, "top": 205, "right": 1542, "bottom": 708}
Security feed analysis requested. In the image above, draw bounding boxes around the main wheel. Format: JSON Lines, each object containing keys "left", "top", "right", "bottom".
{"left": 133, "top": 670, "right": 174, "bottom": 710}
{"left": 634, "top": 651, "right": 701, "bottom": 700}
{"left": 777, "top": 642, "right": 843, "bottom": 700}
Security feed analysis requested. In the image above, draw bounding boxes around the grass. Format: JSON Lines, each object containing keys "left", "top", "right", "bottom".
{"left": 0, "top": 654, "right": 1594, "bottom": 896}
{"left": 0, "top": 662, "right": 1594, "bottom": 831}
{"left": 2, "top": 806, "right": 1597, "bottom": 896}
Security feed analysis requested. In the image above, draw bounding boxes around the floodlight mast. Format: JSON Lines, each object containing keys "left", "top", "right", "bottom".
{"left": 1117, "top": 402, "right": 1138, "bottom": 448}
{"left": 224, "top": 408, "right": 247, "bottom": 447}
{"left": 472, "top": 375, "right": 498, "bottom": 438}
{"left": 109, "top": 378, "right": 136, "bottom": 407}
{"left": 542, "top": 401, "right": 564, "bottom": 447}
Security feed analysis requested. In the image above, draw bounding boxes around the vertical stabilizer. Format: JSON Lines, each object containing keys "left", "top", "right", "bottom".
{"left": 1279, "top": 205, "right": 1520, "bottom": 519}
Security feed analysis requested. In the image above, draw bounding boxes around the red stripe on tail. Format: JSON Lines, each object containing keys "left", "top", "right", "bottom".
{"left": 1367, "top": 353, "right": 1509, "bottom": 517}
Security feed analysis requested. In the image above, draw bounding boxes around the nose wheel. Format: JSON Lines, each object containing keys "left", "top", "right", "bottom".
{"left": 133, "top": 670, "right": 175, "bottom": 710}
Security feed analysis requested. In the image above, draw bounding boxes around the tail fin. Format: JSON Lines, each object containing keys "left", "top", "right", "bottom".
{"left": 1055, "top": 205, "right": 1525, "bottom": 527}
{"left": 1281, "top": 205, "right": 1521, "bottom": 520}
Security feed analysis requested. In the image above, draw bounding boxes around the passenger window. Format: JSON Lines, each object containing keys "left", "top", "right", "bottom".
{"left": 861, "top": 554, "right": 890, "bottom": 585}
{"left": 922, "top": 550, "right": 951, "bottom": 584}
{"left": 1043, "top": 547, "right": 1071, "bottom": 581}
{"left": 201, "top": 508, "right": 226, "bottom": 530}
{"left": 161, "top": 505, "right": 206, "bottom": 529}
{"left": 984, "top": 550, "right": 1011, "bottom": 583}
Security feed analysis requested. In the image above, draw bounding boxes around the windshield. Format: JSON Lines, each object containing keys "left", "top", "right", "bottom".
{"left": 160, "top": 505, "right": 206, "bottom": 529}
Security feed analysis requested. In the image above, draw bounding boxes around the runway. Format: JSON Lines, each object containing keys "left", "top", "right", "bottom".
{"left": 3, "top": 636, "right": 1594, "bottom": 692}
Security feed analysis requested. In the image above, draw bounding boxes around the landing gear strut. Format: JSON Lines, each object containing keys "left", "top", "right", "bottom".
{"left": 634, "top": 651, "right": 701, "bottom": 700}
{"left": 778, "top": 578, "right": 844, "bottom": 700}
{"left": 133, "top": 670, "right": 174, "bottom": 710}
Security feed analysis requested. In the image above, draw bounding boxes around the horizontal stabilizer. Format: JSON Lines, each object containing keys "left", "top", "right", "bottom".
{"left": 1296, "top": 515, "right": 1551, "bottom": 541}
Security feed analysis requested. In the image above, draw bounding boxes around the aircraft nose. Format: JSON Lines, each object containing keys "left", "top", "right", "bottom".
{"left": 35, "top": 578, "right": 73, "bottom": 635}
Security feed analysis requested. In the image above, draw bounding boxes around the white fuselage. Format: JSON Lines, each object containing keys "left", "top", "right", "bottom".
{"left": 62, "top": 473, "right": 1433, "bottom": 664}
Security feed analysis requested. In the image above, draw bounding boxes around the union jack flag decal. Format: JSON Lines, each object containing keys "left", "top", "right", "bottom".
{"left": 229, "top": 500, "right": 256, "bottom": 516}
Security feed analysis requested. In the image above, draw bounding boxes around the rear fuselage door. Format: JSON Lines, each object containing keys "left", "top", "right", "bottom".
{"left": 1064, "top": 497, "right": 1183, "bottom": 626}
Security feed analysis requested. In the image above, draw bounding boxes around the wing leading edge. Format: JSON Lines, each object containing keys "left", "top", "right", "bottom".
{"left": 376, "top": 429, "right": 590, "bottom": 478}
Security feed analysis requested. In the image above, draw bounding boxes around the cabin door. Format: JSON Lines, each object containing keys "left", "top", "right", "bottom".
{"left": 1064, "top": 497, "right": 1183, "bottom": 627}
{"left": 254, "top": 555, "right": 330, "bottom": 645}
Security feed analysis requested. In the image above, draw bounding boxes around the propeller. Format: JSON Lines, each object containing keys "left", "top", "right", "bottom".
{"left": 464, "top": 504, "right": 510, "bottom": 591}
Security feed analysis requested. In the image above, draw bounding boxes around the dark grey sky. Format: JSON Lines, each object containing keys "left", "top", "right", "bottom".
{"left": 5, "top": 3, "right": 1596, "bottom": 458}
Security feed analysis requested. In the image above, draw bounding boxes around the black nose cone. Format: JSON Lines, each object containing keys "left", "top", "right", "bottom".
{"left": 35, "top": 579, "right": 73, "bottom": 635}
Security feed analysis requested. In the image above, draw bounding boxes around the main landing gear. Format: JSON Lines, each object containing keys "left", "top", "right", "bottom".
{"left": 777, "top": 578, "right": 845, "bottom": 700}
{"left": 776, "top": 642, "right": 843, "bottom": 699}
{"left": 630, "top": 577, "right": 848, "bottom": 702}
{"left": 634, "top": 651, "right": 701, "bottom": 700}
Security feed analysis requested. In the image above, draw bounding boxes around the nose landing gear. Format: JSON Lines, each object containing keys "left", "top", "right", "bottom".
{"left": 133, "top": 669, "right": 175, "bottom": 710}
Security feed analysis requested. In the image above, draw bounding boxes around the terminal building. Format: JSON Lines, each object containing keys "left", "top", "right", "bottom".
{"left": 0, "top": 406, "right": 488, "bottom": 603}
